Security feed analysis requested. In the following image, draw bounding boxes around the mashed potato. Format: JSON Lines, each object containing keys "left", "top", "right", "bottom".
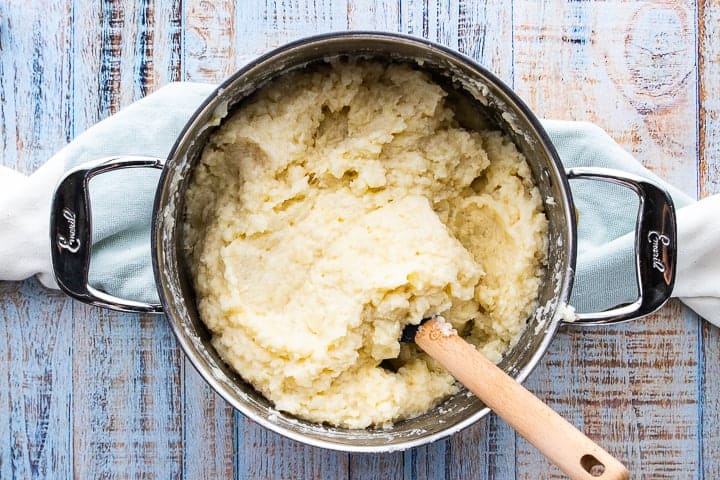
{"left": 184, "top": 61, "right": 548, "bottom": 428}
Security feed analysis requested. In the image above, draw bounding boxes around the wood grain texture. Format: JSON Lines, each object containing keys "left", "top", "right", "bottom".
{"left": 0, "top": 282, "right": 73, "bottom": 480}
{"left": 72, "top": 307, "right": 183, "bottom": 478}
{"left": 180, "top": 2, "right": 239, "bottom": 477}
{"left": 0, "top": 0, "right": 716, "bottom": 478}
{"left": 235, "top": 414, "right": 349, "bottom": 480}
{"left": 699, "top": 1, "right": 720, "bottom": 479}
{"left": 0, "top": 2, "right": 74, "bottom": 479}
{"left": 699, "top": 0, "right": 720, "bottom": 198}
{"left": 234, "top": 0, "right": 347, "bottom": 67}
{"left": 0, "top": 0, "right": 73, "bottom": 170}
{"left": 347, "top": 0, "right": 400, "bottom": 30}
{"left": 181, "top": 366, "right": 235, "bottom": 479}
{"left": 516, "top": 303, "right": 700, "bottom": 479}
{"left": 456, "top": 0, "right": 514, "bottom": 84}
{"left": 184, "top": 2, "right": 351, "bottom": 478}
{"left": 184, "top": 0, "right": 237, "bottom": 82}
{"left": 701, "top": 316, "right": 718, "bottom": 480}
{"left": 70, "top": 1, "right": 185, "bottom": 478}
{"left": 514, "top": 1, "right": 697, "bottom": 194}
{"left": 343, "top": 3, "right": 404, "bottom": 477}
{"left": 512, "top": 2, "right": 700, "bottom": 478}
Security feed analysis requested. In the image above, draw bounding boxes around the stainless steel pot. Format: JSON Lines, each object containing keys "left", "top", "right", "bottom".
{"left": 49, "top": 32, "right": 677, "bottom": 452}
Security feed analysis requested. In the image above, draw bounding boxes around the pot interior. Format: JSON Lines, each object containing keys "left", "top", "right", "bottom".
{"left": 153, "top": 32, "right": 576, "bottom": 452}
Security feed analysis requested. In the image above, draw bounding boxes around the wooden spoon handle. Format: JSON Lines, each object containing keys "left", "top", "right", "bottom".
{"left": 415, "top": 318, "right": 629, "bottom": 480}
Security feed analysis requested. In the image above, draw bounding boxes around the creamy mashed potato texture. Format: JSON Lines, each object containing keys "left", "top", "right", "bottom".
{"left": 184, "top": 61, "right": 548, "bottom": 429}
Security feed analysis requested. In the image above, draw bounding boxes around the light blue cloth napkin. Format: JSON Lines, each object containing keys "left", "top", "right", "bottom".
{"left": 542, "top": 121, "right": 693, "bottom": 313}
{"left": 59, "top": 83, "right": 216, "bottom": 303}
{"left": 47, "top": 83, "right": 700, "bottom": 318}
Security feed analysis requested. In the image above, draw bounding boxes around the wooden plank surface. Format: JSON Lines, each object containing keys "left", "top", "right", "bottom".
{"left": 0, "top": 1, "right": 717, "bottom": 478}
{"left": 0, "top": 2, "right": 74, "bottom": 479}
{"left": 70, "top": 1, "right": 185, "bottom": 478}
{"left": 699, "top": 1, "right": 720, "bottom": 479}
{"left": 182, "top": 2, "right": 239, "bottom": 478}
{"left": 512, "top": 2, "right": 701, "bottom": 478}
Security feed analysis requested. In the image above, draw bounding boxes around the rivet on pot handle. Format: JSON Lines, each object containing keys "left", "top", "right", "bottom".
{"left": 566, "top": 167, "right": 677, "bottom": 325}
{"left": 50, "top": 156, "right": 165, "bottom": 314}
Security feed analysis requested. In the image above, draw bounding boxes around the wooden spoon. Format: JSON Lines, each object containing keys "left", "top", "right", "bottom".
{"left": 404, "top": 316, "right": 629, "bottom": 480}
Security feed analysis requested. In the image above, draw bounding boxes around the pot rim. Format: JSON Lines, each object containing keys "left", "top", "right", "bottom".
{"left": 151, "top": 30, "right": 576, "bottom": 452}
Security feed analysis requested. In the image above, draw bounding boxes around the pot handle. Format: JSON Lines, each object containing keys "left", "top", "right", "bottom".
{"left": 565, "top": 167, "right": 677, "bottom": 325}
{"left": 50, "top": 156, "right": 165, "bottom": 314}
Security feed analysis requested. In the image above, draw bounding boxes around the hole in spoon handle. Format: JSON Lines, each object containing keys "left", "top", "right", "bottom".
{"left": 581, "top": 454, "right": 605, "bottom": 477}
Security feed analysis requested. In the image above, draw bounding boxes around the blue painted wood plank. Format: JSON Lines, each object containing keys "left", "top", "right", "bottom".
{"left": 346, "top": 0, "right": 400, "bottom": 30}
{"left": 72, "top": 306, "right": 184, "bottom": 478}
{"left": 233, "top": 0, "right": 348, "bottom": 67}
{"left": 349, "top": 452, "right": 402, "bottom": 480}
{"left": 184, "top": 1, "right": 381, "bottom": 478}
{"left": 235, "top": 414, "right": 349, "bottom": 479}
{"left": 456, "top": 0, "right": 515, "bottom": 86}
{"left": 182, "top": 364, "right": 236, "bottom": 479}
{"left": 183, "top": 0, "right": 239, "bottom": 83}
{"left": 69, "top": 0, "right": 186, "bottom": 477}
{"left": 172, "top": 0, "right": 239, "bottom": 475}
{"left": 404, "top": 439, "right": 446, "bottom": 480}
{"left": 517, "top": 305, "right": 701, "bottom": 479}
{"left": 698, "top": 0, "right": 720, "bottom": 197}
{"left": 429, "top": 1, "right": 519, "bottom": 477}
{"left": 0, "top": 1, "right": 75, "bottom": 479}
{"left": 344, "top": 3, "right": 407, "bottom": 474}
{"left": 0, "top": 1, "right": 70, "bottom": 170}
{"left": 701, "top": 320, "right": 719, "bottom": 479}
{"left": 0, "top": 0, "right": 74, "bottom": 169}
{"left": 0, "top": 281, "right": 74, "bottom": 480}
{"left": 443, "top": 416, "right": 517, "bottom": 480}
